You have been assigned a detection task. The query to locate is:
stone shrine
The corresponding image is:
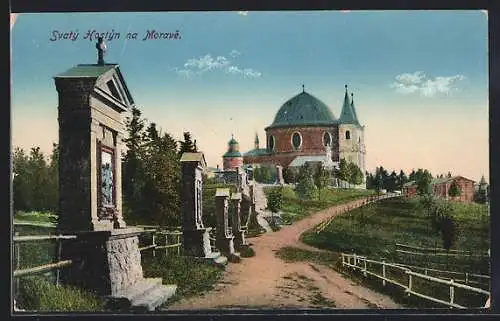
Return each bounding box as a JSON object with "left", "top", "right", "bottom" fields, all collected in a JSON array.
[
  {"left": 54, "top": 41, "right": 176, "bottom": 311},
  {"left": 230, "top": 192, "right": 246, "bottom": 251},
  {"left": 215, "top": 188, "right": 241, "bottom": 262},
  {"left": 180, "top": 152, "right": 227, "bottom": 266},
  {"left": 276, "top": 165, "right": 284, "bottom": 185}
]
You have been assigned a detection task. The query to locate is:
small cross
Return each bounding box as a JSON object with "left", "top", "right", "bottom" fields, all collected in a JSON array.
[{"left": 302, "top": 84, "right": 305, "bottom": 92}]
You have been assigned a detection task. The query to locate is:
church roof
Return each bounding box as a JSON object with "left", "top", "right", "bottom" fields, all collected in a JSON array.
[
  {"left": 55, "top": 64, "right": 117, "bottom": 78},
  {"left": 288, "top": 155, "right": 339, "bottom": 168},
  {"left": 223, "top": 151, "right": 243, "bottom": 158},
  {"left": 339, "top": 85, "right": 361, "bottom": 126},
  {"left": 267, "top": 88, "right": 337, "bottom": 129},
  {"left": 243, "top": 148, "right": 270, "bottom": 157}
]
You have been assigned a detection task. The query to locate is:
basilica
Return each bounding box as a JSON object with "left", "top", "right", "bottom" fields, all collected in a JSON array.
[{"left": 221, "top": 85, "right": 366, "bottom": 183}]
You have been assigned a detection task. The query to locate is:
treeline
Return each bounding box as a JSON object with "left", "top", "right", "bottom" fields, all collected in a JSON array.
[
  {"left": 12, "top": 144, "right": 59, "bottom": 213},
  {"left": 12, "top": 105, "right": 200, "bottom": 226}
]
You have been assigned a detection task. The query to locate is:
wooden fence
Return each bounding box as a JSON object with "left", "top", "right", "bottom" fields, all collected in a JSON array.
[
  {"left": 341, "top": 253, "right": 490, "bottom": 309},
  {"left": 395, "top": 243, "right": 490, "bottom": 258},
  {"left": 315, "top": 192, "right": 402, "bottom": 234},
  {"left": 137, "top": 226, "right": 183, "bottom": 257}
]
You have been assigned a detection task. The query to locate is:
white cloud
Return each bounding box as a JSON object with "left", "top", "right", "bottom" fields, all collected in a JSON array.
[
  {"left": 391, "top": 72, "right": 466, "bottom": 97},
  {"left": 237, "top": 11, "right": 248, "bottom": 16},
  {"left": 174, "top": 51, "right": 262, "bottom": 79},
  {"left": 229, "top": 49, "right": 241, "bottom": 57}
]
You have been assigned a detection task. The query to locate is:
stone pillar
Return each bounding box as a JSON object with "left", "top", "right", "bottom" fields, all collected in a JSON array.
[
  {"left": 276, "top": 165, "right": 284, "bottom": 185},
  {"left": 180, "top": 152, "right": 213, "bottom": 258},
  {"left": 215, "top": 189, "right": 239, "bottom": 261},
  {"left": 230, "top": 193, "right": 246, "bottom": 251},
  {"left": 55, "top": 63, "right": 175, "bottom": 311}
]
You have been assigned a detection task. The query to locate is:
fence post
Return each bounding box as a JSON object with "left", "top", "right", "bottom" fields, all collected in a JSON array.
[
  {"left": 382, "top": 260, "right": 386, "bottom": 286},
  {"left": 152, "top": 233, "right": 156, "bottom": 258},
  {"left": 424, "top": 268, "right": 428, "bottom": 276},
  {"left": 465, "top": 273, "right": 469, "bottom": 284},
  {"left": 14, "top": 232, "right": 20, "bottom": 296},
  {"left": 177, "top": 234, "right": 181, "bottom": 256},
  {"left": 363, "top": 258, "right": 367, "bottom": 277},
  {"left": 55, "top": 238, "right": 63, "bottom": 287},
  {"left": 354, "top": 254, "right": 358, "bottom": 266},
  {"left": 450, "top": 279, "right": 455, "bottom": 305},
  {"left": 407, "top": 273, "right": 412, "bottom": 296},
  {"left": 165, "top": 233, "right": 169, "bottom": 257}
]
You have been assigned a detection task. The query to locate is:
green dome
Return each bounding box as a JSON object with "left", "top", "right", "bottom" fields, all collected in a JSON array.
[
  {"left": 229, "top": 137, "right": 238, "bottom": 145},
  {"left": 223, "top": 151, "right": 242, "bottom": 158},
  {"left": 268, "top": 91, "right": 337, "bottom": 129}
]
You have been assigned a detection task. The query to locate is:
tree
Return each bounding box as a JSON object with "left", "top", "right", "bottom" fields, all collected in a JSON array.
[
  {"left": 448, "top": 180, "right": 461, "bottom": 198},
  {"left": 440, "top": 214, "right": 458, "bottom": 269},
  {"left": 12, "top": 147, "right": 30, "bottom": 211},
  {"left": 374, "top": 170, "right": 384, "bottom": 194},
  {"left": 474, "top": 176, "right": 489, "bottom": 204},
  {"left": 254, "top": 166, "right": 275, "bottom": 184},
  {"left": 178, "top": 131, "right": 197, "bottom": 155},
  {"left": 386, "top": 171, "right": 398, "bottom": 192},
  {"left": 347, "top": 162, "right": 364, "bottom": 186},
  {"left": 366, "top": 171, "right": 374, "bottom": 189},
  {"left": 283, "top": 167, "right": 298, "bottom": 184},
  {"left": 337, "top": 159, "right": 350, "bottom": 183},
  {"left": 447, "top": 171, "right": 452, "bottom": 178},
  {"left": 295, "top": 163, "right": 318, "bottom": 200},
  {"left": 267, "top": 187, "right": 283, "bottom": 214},
  {"left": 416, "top": 169, "right": 433, "bottom": 195},
  {"left": 314, "top": 165, "right": 331, "bottom": 200},
  {"left": 409, "top": 169, "right": 417, "bottom": 182},
  {"left": 397, "top": 170, "right": 408, "bottom": 190}
]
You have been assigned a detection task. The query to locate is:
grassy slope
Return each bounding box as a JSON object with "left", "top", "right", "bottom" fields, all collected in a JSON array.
[
  {"left": 300, "top": 197, "right": 490, "bottom": 308},
  {"left": 264, "top": 186, "right": 375, "bottom": 224}
]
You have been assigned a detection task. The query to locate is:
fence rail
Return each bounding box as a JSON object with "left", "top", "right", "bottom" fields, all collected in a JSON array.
[
  {"left": 315, "top": 193, "right": 401, "bottom": 234},
  {"left": 341, "top": 253, "right": 489, "bottom": 309},
  {"left": 395, "top": 243, "right": 490, "bottom": 258},
  {"left": 138, "top": 227, "right": 183, "bottom": 256}
]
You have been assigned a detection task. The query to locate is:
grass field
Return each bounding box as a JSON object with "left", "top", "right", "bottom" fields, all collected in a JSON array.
[
  {"left": 300, "top": 197, "right": 490, "bottom": 308},
  {"left": 264, "top": 186, "right": 375, "bottom": 225}
]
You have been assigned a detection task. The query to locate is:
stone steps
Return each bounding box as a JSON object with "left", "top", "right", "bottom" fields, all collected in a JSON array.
[
  {"left": 106, "top": 278, "right": 177, "bottom": 312},
  {"left": 131, "top": 284, "right": 177, "bottom": 312}
]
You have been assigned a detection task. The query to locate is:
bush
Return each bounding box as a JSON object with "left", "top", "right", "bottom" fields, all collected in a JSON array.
[{"left": 239, "top": 245, "right": 256, "bottom": 257}]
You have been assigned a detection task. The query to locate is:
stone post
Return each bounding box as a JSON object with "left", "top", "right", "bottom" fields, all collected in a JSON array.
[
  {"left": 54, "top": 62, "right": 175, "bottom": 311},
  {"left": 276, "top": 165, "right": 284, "bottom": 185},
  {"left": 215, "top": 189, "right": 240, "bottom": 262},
  {"left": 180, "top": 152, "right": 213, "bottom": 258},
  {"left": 230, "top": 193, "right": 246, "bottom": 251}
]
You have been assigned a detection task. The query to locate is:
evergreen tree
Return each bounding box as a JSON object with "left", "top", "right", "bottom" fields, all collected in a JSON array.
[
  {"left": 409, "top": 169, "right": 417, "bottom": 182},
  {"left": 178, "top": 131, "right": 197, "bottom": 155},
  {"left": 397, "top": 170, "right": 408, "bottom": 190},
  {"left": 448, "top": 180, "right": 461, "bottom": 198},
  {"left": 374, "top": 167, "right": 384, "bottom": 193},
  {"left": 122, "top": 106, "right": 147, "bottom": 221},
  {"left": 295, "top": 163, "right": 318, "bottom": 200},
  {"left": 314, "top": 165, "right": 331, "bottom": 200},
  {"left": 12, "top": 147, "right": 30, "bottom": 211},
  {"left": 386, "top": 171, "right": 398, "bottom": 192},
  {"left": 283, "top": 167, "right": 298, "bottom": 184},
  {"left": 347, "top": 162, "right": 363, "bottom": 185}
]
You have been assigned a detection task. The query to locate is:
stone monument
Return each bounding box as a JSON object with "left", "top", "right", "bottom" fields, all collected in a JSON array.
[
  {"left": 180, "top": 152, "right": 227, "bottom": 266},
  {"left": 215, "top": 188, "right": 241, "bottom": 262},
  {"left": 54, "top": 40, "right": 176, "bottom": 311},
  {"left": 275, "top": 165, "right": 284, "bottom": 185},
  {"left": 230, "top": 192, "right": 246, "bottom": 251}
]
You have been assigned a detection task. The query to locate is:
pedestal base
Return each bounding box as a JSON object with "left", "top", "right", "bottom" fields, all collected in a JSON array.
[
  {"left": 216, "top": 235, "right": 241, "bottom": 263},
  {"left": 60, "top": 227, "right": 177, "bottom": 311},
  {"left": 182, "top": 228, "right": 213, "bottom": 257},
  {"left": 233, "top": 230, "right": 247, "bottom": 252}
]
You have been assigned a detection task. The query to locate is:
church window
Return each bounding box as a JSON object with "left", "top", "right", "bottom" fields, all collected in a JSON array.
[
  {"left": 323, "top": 132, "right": 332, "bottom": 147},
  {"left": 345, "top": 130, "right": 351, "bottom": 140},
  {"left": 268, "top": 135, "right": 275, "bottom": 151},
  {"left": 291, "top": 132, "right": 302, "bottom": 150}
]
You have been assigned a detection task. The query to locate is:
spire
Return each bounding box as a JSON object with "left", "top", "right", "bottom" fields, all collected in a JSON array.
[
  {"left": 254, "top": 132, "right": 260, "bottom": 149},
  {"left": 339, "top": 85, "right": 360, "bottom": 126},
  {"left": 302, "top": 84, "right": 305, "bottom": 93},
  {"left": 96, "top": 37, "right": 107, "bottom": 65},
  {"left": 350, "top": 92, "right": 359, "bottom": 124}
]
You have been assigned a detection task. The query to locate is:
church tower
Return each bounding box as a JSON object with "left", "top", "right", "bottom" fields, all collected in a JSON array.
[
  {"left": 338, "top": 85, "right": 366, "bottom": 184},
  {"left": 222, "top": 134, "right": 244, "bottom": 170}
]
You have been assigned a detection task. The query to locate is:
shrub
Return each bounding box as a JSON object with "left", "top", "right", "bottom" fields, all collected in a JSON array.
[{"left": 239, "top": 245, "right": 256, "bottom": 258}]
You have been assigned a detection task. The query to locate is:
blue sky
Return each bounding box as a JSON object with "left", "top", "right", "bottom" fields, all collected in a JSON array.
[{"left": 11, "top": 11, "right": 489, "bottom": 181}]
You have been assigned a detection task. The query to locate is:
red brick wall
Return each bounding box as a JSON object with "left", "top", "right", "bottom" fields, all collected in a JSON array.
[
  {"left": 265, "top": 126, "right": 339, "bottom": 158},
  {"left": 223, "top": 157, "right": 243, "bottom": 170},
  {"left": 427, "top": 177, "right": 476, "bottom": 203},
  {"left": 404, "top": 186, "right": 418, "bottom": 198},
  {"left": 243, "top": 154, "right": 297, "bottom": 168}
]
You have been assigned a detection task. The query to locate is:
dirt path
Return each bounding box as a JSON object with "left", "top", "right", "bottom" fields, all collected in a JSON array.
[{"left": 166, "top": 192, "right": 401, "bottom": 310}]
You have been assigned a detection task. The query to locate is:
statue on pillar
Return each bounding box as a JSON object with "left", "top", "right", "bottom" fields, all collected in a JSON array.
[{"left": 96, "top": 37, "right": 107, "bottom": 65}]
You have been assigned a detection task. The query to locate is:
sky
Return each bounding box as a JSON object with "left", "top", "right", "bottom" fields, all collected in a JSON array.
[{"left": 10, "top": 11, "right": 489, "bottom": 182}]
